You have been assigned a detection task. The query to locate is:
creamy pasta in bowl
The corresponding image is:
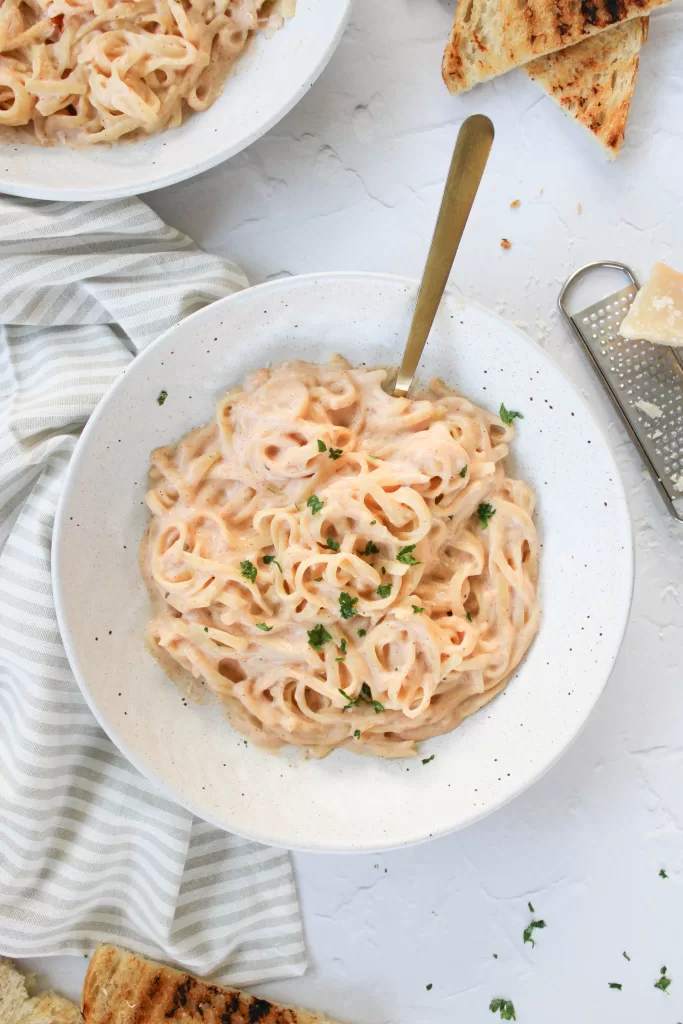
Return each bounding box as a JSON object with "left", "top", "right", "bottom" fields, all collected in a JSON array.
[
  {"left": 142, "top": 360, "right": 539, "bottom": 758},
  {"left": 0, "top": 0, "right": 349, "bottom": 198},
  {"left": 53, "top": 273, "right": 633, "bottom": 850},
  {"left": 1, "top": 0, "right": 284, "bottom": 146}
]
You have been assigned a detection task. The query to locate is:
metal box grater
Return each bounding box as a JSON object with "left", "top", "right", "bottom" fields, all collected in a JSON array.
[{"left": 559, "top": 261, "right": 683, "bottom": 523}]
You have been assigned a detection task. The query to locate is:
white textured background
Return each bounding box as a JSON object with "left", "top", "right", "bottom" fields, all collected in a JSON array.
[{"left": 24, "top": 1, "right": 683, "bottom": 1021}]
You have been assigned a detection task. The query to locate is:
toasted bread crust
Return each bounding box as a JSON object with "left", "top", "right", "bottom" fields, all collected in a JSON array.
[
  {"left": 442, "top": 0, "right": 665, "bottom": 93},
  {"left": 82, "top": 946, "right": 339, "bottom": 1024},
  {"left": 525, "top": 17, "right": 648, "bottom": 156},
  {"left": 0, "top": 957, "right": 81, "bottom": 1024},
  {"left": 17, "top": 993, "right": 82, "bottom": 1024}
]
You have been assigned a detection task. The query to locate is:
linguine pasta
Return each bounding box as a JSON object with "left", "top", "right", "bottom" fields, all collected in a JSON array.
[
  {"left": 0, "top": 0, "right": 281, "bottom": 146},
  {"left": 142, "top": 359, "right": 540, "bottom": 758}
]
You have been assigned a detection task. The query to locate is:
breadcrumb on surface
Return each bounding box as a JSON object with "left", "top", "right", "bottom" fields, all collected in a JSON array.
[
  {"left": 501, "top": 238, "right": 512, "bottom": 250},
  {"left": 510, "top": 199, "right": 521, "bottom": 208}
]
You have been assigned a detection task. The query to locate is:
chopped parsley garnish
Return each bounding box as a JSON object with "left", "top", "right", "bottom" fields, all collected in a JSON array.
[
  {"left": 204, "top": 626, "right": 209, "bottom": 632},
  {"left": 157, "top": 390, "right": 168, "bottom": 406},
  {"left": 377, "top": 583, "right": 392, "bottom": 599},
  {"left": 357, "top": 628, "right": 367, "bottom": 638},
  {"left": 500, "top": 403, "right": 523, "bottom": 426},
  {"left": 654, "top": 967, "right": 671, "bottom": 993},
  {"left": 459, "top": 465, "right": 467, "bottom": 478},
  {"left": 308, "top": 624, "right": 332, "bottom": 651},
  {"left": 426, "top": 984, "right": 433, "bottom": 991},
  {"left": 354, "top": 729, "right": 361, "bottom": 739},
  {"left": 306, "top": 494, "right": 324, "bottom": 515},
  {"left": 317, "top": 439, "right": 327, "bottom": 452},
  {"left": 608, "top": 983, "right": 622, "bottom": 991},
  {"left": 336, "top": 638, "right": 347, "bottom": 661},
  {"left": 523, "top": 918, "right": 546, "bottom": 947},
  {"left": 263, "top": 554, "right": 282, "bottom": 572},
  {"left": 361, "top": 540, "right": 379, "bottom": 556},
  {"left": 361, "top": 682, "right": 385, "bottom": 713},
  {"left": 240, "top": 560, "right": 257, "bottom": 582},
  {"left": 623, "top": 952, "right": 631, "bottom": 961},
  {"left": 528, "top": 902, "right": 534, "bottom": 913},
  {"left": 422, "top": 754, "right": 435, "bottom": 765},
  {"left": 256, "top": 623, "right": 272, "bottom": 631},
  {"left": 413, "top": 605, "right": 425, "bottom": 614},
  {"left": 326, "top": 536, "right": 340, "bottom": 552},
  {"left": 489, "top": 999, "right": 516, "bottom": 1021},
  {"left": 477, "top": 502, "right": 496, "bottom": 529},
  {"left": 466, "top": 611, "right": 473, "bottom": 622},
  {"left": 340, "top": 685, "right": 386, "bottom": 716},
  {"left": 339, "top": 688, "right": 360, "bottom": 711},
  {"left": 328, "top": 447, "right": 343, "bottom": 460},
  {"left": 370, "top": 519, "right": 377, "bottom": 525},
  {"left": 397, "top": 544, "right": 419, "bottom": 565},
  {"left": 339, "top": 592, "right": 358, "bottom": 619},
  {"left": 659, "top": 868, "right": 668, "bottom": 878},
  {"left": 315, "top": 576, "right": 323, "bottom": 582}
]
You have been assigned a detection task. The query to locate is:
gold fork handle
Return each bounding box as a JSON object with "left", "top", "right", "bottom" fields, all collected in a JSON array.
[{"left": 393, "top": 114, "right": 494, "bottom": 398}]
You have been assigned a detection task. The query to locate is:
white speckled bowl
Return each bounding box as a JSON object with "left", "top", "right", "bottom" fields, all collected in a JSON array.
[
  {"left": 52, "top": 273, "right": 634, "bottom": 852},
  {"left": 0, "top": 0, "right": 350, "bottom": 201}
]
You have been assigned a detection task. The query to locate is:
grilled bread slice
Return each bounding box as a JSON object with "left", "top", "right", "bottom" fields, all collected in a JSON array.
[
  {"left": 442, "top": 0, "right": 667, "bottom": 94},
  {"left": 16, "top": 994, "right": 81, "bottom": 1024},
  {"left": 0, "top": 958, "right": 30, "bottom": 1024},
  {"left": 0, "top": 958, "right": 80, "bottom": 1024},
  {"left": 525, "top": 17, "right": 648, "bottom": 158},
  {"left": 82, "top": 945, "right": 342, "bottom": 1024}
]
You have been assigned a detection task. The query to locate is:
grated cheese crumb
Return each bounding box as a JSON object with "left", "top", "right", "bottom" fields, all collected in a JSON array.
[{"left": 634, "top": 399, "right": 663, "bottom": 420}]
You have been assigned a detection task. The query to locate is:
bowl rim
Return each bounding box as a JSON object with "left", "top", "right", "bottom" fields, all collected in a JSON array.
[
  {"left": 52, "top": 270, "right": 636, "bottom": 851},
  {"left": 0, "top": 3, "right": 351, "bottom": 202}
]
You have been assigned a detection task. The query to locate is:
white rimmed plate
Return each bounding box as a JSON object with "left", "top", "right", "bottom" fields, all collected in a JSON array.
[
  {"left": 0, "top": 0, "right": 350, "bottom": 201},
  {"left": 52, "top": 273, "right": 634, "bottom": 852}
]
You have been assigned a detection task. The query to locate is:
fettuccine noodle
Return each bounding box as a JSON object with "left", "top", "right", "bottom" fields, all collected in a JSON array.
[
  {"left": 0, "top": 0, "right": 282, "bottom": 146},
  {"left": 142, "top": 359, "right": 540, "bottom": 758}
]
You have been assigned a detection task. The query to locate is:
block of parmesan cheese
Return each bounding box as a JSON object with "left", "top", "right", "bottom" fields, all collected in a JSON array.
[{"left": 620, "top": 262, "right": 683, "bottom": 346}]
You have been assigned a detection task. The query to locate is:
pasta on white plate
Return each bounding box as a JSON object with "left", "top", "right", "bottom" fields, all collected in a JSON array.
[
  {"left": 0, "top": 0, "right": 288, "bottom": 147},
  {"left": 142, "top": 359, "right": 540, "bottom": 758}
]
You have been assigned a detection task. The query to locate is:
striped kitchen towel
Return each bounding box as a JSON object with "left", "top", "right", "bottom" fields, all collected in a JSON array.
[{"left": 0, "top": 196, "right": 306, "bottom": 983}]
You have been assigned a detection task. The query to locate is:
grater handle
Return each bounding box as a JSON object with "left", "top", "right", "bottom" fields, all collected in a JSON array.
[
  {"left": 558, "top": 261, "right": 638, "bottom": 320},
  {"left": 561, "top": 263, "right": 683, "bottom": 378},
  {"left": 559, "top": 261, "right": 683, "bottom": 525}
]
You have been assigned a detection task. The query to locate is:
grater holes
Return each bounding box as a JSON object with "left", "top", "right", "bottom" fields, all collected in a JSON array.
[{"left": 571, "top": 283, "right": 683, "bottom": 506}]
